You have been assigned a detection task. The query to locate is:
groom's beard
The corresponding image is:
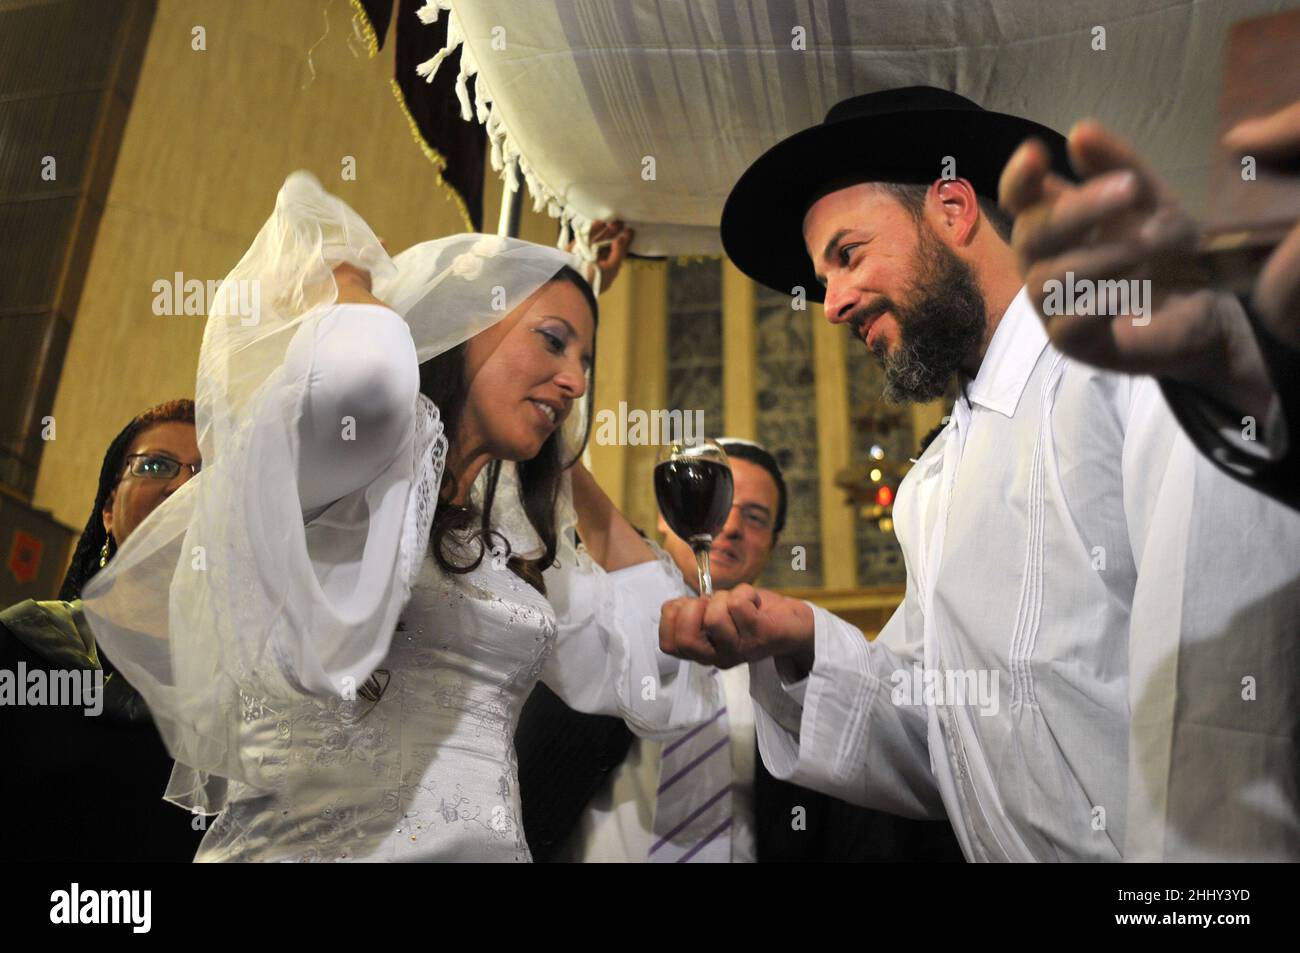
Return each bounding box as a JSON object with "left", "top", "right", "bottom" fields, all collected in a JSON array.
[{"left": 860, "top": 223, "right": 987, "bottom": 404}]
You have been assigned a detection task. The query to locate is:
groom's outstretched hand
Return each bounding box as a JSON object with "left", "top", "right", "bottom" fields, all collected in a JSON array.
[
  {"left": 659, "top": 585, "right": 815, "bottom": 674},
  {"left": 1224, "top": 99, "right": 1300, "bottom": 348},
  {"left": 998, "top": 121, "right": 1274, "bottom": 421}
]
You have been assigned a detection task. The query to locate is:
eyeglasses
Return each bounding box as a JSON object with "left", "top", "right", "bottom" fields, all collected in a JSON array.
[{"left": 123, "top": 453, "right": 201, "bottom": 481}]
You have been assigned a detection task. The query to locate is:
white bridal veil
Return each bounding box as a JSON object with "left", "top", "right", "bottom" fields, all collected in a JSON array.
[{"left": 82, "top": 172, "right": 597, "bottom": 812}]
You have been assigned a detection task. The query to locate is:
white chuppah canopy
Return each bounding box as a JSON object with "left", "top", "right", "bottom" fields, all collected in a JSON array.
[{"left": 412, "top": 0, "right": 1297, "bottom": 257}]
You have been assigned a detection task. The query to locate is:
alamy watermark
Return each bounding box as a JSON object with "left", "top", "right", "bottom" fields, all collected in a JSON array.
[
  {"left": 1041, "top": 272, "right": 1152, "bottom": 326},
  {"left": 890, "top": 666, "right": 1000, "bottom": 716},
  {"left": 0, "top": 665, "right": 103, "bottom": 716},
  {"left": 50, "top": 883, "right": 150, "bottom": 933},
  {"left": 593, "top": 401, "right": 704, "bottom": 446},
  {"left": 152, "top": 272, "right": 261, "bottom": 325}
]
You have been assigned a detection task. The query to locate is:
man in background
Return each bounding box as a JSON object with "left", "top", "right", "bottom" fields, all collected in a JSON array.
[{"left": 515, "top": 438, "right": 963, "bottom": 862}]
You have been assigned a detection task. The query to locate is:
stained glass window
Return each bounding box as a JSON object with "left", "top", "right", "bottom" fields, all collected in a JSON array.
[
  {"left": 846, "top": 353, "right": 909, "bottom": 586},
  {"left": 754, "top": 286, "right": 821, "bottom": 588}
]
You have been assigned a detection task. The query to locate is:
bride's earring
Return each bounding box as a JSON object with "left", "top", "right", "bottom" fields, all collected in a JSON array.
[{"left": 99, "top": 536, "right": 113, "bottom": 568}]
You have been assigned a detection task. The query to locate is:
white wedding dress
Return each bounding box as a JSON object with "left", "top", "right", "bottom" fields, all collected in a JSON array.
[
  {"left": 87, "top": 299, "right": 718, "bottom": 862},
  {"left": 191, "top": 301, "right": 717, "bottom": 862},
  {"left": 72, "top": 182, "right": 717, "bottom": 862},
  {"left": 198, "top": 533, "right": 694, "bottom": 863}
]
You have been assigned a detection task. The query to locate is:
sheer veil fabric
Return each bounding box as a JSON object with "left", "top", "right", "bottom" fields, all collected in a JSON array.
[{"left": 82, "top": 172, "right": 596, "bottom": 814}]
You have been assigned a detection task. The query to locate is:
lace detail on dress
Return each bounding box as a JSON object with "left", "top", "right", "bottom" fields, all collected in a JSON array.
[
  {"left": 402, "top": 393, "right": 446, "bottom": 592},
  {"left": 191, "top": 546, "right": 555, "bottom": 862},
  {"left": 640, "top": 536, "right": 682, "bottom": 583}
]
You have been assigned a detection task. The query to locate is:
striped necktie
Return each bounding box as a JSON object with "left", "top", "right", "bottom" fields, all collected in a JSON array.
[{"left": 649, "top": 669, "right": 733, "bottom": 863}]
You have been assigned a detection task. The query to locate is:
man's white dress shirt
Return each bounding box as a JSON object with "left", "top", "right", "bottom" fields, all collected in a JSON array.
[{"left": 751, "top": 288, "right": 1299, "bottom": 862}]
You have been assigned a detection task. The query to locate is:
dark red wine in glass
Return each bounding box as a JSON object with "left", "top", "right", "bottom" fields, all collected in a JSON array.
[{"left": 654, "top": 440, "right": 733, "bottom": 594}]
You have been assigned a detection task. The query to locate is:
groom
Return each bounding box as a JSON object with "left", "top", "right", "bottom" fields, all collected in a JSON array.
[{"left": 659, "top": 86, "right": 1300, "bottom": 861}]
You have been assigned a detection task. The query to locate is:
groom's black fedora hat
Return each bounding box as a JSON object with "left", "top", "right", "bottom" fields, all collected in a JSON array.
[{"left": 720, "top": 86, "right": 1075, "bottom": 301}]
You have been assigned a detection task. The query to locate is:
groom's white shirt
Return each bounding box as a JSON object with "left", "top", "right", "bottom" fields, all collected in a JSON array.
[{"left": 751, "top": 287, "right": 1300, "bottom": 862}]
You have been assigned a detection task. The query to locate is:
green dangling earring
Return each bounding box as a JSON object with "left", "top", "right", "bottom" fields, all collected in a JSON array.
[{"left": 99, "top": 536, "right": 113, "bottom": 568}]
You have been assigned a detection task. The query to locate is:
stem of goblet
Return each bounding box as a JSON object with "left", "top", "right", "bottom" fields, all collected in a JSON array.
[{"left": 692, "top": 539, "right": 714, "bottom": 595}]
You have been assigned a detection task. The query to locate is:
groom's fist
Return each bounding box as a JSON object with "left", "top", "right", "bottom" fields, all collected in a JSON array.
[{"left": 659, "top": 584, "right": 815, "bottom": 671}]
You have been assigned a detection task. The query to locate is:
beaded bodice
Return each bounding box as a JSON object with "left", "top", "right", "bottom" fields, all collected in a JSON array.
[{"left": 194, "top": 549, "right": 556, "bottom": 862}]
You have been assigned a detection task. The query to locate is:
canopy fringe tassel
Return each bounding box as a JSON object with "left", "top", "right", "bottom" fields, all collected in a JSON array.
[{"left": 416, "top": 1, "right": 597, "bottom": 261}]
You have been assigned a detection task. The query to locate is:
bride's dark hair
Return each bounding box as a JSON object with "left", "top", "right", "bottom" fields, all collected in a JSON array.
[{"left": 419, "top": 265, "right": 597, "bottom": 595}]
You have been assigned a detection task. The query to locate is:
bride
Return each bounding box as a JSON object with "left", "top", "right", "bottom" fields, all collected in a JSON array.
[{"left": 82, "top": 173, "right": 719, "bottom": 862}]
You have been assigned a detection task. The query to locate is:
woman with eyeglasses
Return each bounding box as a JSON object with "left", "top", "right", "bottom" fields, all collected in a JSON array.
[{"left": 0, "top": 398, "right": 207, "bottom": 861}]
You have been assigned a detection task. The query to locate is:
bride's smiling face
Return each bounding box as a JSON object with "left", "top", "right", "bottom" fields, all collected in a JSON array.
[{"left": 461, "top": 278, "right": 595, "bottom": 462}]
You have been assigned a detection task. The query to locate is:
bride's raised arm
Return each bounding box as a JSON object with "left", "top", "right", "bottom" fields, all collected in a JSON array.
[
  {"left": 290, "top": 263, "right": 418, "bottom": 513},
  {"left": 565, "top": 461, "right": 655, "bottom": 570}
]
